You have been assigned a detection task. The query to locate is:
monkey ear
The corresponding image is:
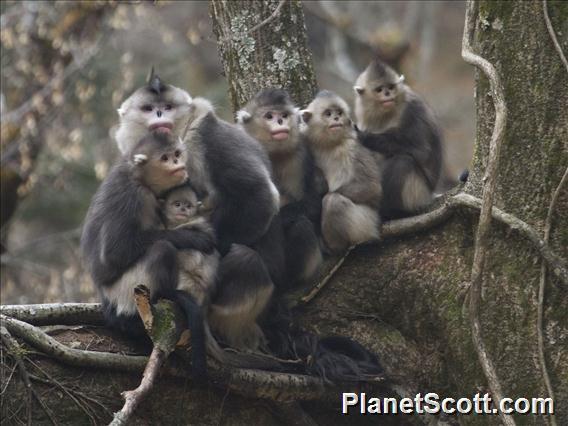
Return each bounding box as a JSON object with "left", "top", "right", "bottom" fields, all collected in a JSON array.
[
  {"left": 133, "top": 154, "right": 148, "bottom": 165},
  {"left": 398, "top": 74, "right": 405, "bottom": 84},
  {"left": 301, "top": 110, "right": 312, "bottom": 123},
  {"left": 235, "top": 110, "right": 252, "bottom": 124},
  {"left": 354, "top": 86, "right": 365, "bottom": 95}
]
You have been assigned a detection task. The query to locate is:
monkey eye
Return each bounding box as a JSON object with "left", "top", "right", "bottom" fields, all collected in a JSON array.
[
  {"left": 337, "top": 110, "right": 343, "bottom": 116},
  {"left": 375, "top": 87, "right": 383, "bottom": 93},
  {"left": 174, "top": 201, "right": 181, "bottom": 207},
  {"left": 324, "top": 110, "right": 331, "bottom": 117},
  {"left": 160, "top": 154, "right": 168, "bottom": 162},
  {"left": 282, "top": 112, "right": 288, "bottom": 119},
  {"left": 387, "top": 84, "right": 395, "bottom": 91},
  {"left": 174, "top": 150, "right": 181, "bottom": 158},
  {"left": 264, "top": 112, "right": 273, "bottom": 120},
  {"left": 141, "top": 104, "right": 153, "bottom": 112},
  {"left": 164, "top": 104, "right": 173, "bottom": 111}
]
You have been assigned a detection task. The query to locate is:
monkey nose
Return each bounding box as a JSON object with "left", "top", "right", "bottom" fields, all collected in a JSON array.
[
  {"left": 277, "top": 118, "right": 283, "bottom": 125},
  {"left": 157, "top": 110, "right": 162, "bottom": 117},
  {"left": 173, "top": 159, "right": 178, "bottom": 164}
]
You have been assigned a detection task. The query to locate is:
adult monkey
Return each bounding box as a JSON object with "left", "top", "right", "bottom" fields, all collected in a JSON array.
[{"left": 114, "top": 72, "right": 283, "bottom": 351}]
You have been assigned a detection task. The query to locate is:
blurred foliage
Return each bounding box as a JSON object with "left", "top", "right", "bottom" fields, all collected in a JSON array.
[{"left": 0, "top": 1, "right": 473, "bottom": 306}]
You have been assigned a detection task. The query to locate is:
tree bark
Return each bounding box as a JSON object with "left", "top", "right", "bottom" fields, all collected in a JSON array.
[
  {"left": 1, "top": 1, "right": 567, "bottom": 425},
  {"left": 210, "top": 0, "right": 318, "bottom": 110}
]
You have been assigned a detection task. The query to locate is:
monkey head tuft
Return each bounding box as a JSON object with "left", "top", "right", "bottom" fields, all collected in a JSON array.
[{"left": 302, "top": 91, "right": 354, "bottom": 147}]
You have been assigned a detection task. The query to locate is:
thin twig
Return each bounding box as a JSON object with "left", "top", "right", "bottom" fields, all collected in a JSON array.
[
  {"left": 1, "top": 326, "right": 33, "bottom": 426},
  {"left": 1, "top": 36, "right": 103, "bottom": 126},
  {"left": 110, "top": 347, "right": 167, "bottom": 426},
  {"left": 27, "top": 358, "right": 98, "bottom": 426},
  {"left": 461, "top": 2, "right": 514, "bottom": 425},
  {"left": 537, "top": 167, "right": 566, "bottom": 426},
  {"left": 247, "top": 0, "right": 286, "bottom": 35},
  {"left": 543, "top": 0, "right": 568, "bottom": 73},
  {"left": 300, "top": 246, "right": 354, "bottom": 304}
]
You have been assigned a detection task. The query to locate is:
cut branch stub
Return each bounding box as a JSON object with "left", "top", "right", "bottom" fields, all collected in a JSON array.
[{"left": 132, "top": 285, "right": 187, "bottom": 354}]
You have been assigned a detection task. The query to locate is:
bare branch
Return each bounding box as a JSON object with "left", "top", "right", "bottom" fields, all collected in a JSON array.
[
  {"left": 110, "top": 348, "right": 167, "bottom": 426},
  {"left": 461, "top": 1, "right": 513, "bottom": 424},
  {"left": 247, "top": 0, "right": 286, "bottom": 35},
  {"left": 1, "top": 315, "right": 149, "bottom": 372},
  {"left": 299, "top": 246, "right": 354, "bottom": 305},
  {"left": 1, "top": 36, "right": 103, "bottom": 126},
  {"left": 0, "top": 303, "right": 104, "bottom": 326}
]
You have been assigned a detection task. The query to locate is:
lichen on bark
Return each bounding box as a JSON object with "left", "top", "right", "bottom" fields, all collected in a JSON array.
[{"left": 210, "top": 0, "right": 317, "bottom": 110}]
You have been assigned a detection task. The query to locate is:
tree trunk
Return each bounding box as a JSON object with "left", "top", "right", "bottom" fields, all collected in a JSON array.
[
  {"left": 2, "top": 1, "right": 567, "bottom": 425},
  {"left": 210, "top": 0, "right": 318, "bottom": 110}
]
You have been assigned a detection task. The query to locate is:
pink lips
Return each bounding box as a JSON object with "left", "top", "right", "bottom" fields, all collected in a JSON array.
[
  {"left": 381, "top": 100, "right": 395, "bottom": 107},
  {"left": 329, "top": 123, "right": 343, "bottom": 130},
  {"left": 149, "top": 122, "right": 173, "bottom": 133},
  {"left": 271, "top": 130, "right": 289, "bottom": 141},
  {"left": 171, "top": 166, "right": 187, "bottom": 177}
]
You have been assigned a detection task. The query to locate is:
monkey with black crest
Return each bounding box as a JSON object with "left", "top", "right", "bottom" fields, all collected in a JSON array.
[
  {"left": 354, "top": 58, "right": 442, "bottom": 219},
  {"left": 237, "top": 88, "right": 323, "bottom": 287},
  {"left": 81, "top": 132, "right": 214, "bottom": 379},
  {"left": 302, "top": 90, "right": 383, "bottom": 253},
  {"left": 114, "top": 72, "right": 282, "bottom": 351}
]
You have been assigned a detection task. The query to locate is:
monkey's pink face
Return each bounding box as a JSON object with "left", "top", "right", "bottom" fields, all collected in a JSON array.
[
  {"left": 261, "top": 110, "right": 293, "bottom": 141},
  {"left": 371, "top": 82, "right": 398, "bottom": 109},
  {"left": 143, "top": 146, "right": 189, "bottom": 193},
  {"left": 118, "top": 87, "right": 192, "bottom": 137}
]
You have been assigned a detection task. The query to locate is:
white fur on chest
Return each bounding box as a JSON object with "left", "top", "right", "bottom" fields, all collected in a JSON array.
[{"left": 313, "top": 140, "right": 355, "bottom": 191}]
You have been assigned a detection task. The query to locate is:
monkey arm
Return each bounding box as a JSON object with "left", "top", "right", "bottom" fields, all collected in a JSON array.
[
  {"left": 335, "top": 181, "right": 382, "bottom": 209},
  {"left": 357, "top": 130, "right": 409, "bottom": 156}
]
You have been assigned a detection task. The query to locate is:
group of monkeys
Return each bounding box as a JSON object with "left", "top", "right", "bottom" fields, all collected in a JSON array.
[{"left": 81, "top": 59, "right": 442, "bottom": 382}]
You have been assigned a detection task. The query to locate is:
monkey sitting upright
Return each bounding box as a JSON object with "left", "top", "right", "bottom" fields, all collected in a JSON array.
[
  {"left": 237, "top": 88, "right": 323, "bottom": 287},
  {"left": 354, "top": 58, "right": 442, "bottom": 219},
  {"left": 81, "top": 132, "right": 214, "bottom": 379},
  {"left": 302, "top": 90, "right": 383, "bottom": 253},
  {"left": 114, "top": 72, "right": 281, "bottom": 353}
]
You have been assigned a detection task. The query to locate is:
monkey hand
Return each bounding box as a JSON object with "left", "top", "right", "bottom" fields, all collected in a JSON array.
[{"left": 165, "top": 228, "right": 216, "bottom": 253}]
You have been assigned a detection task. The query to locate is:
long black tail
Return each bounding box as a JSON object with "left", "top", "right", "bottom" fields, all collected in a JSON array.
[
  {"left": 264, "top": 304, "right": 384, "bottom": 383},
  {"left": 175, "top": 290, "right": 207, "bottom": 381}
]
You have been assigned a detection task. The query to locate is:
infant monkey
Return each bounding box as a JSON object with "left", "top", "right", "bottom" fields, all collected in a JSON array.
[{"left": 162, "top": 185, "right": 219, "bottom": 307}]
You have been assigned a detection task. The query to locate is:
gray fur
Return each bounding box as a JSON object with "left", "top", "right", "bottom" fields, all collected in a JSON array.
[
  {"left": 114, "top": 81, "right": 281, "bottom": 352},
  {"left": 354, "top": 59, "right": 443, "bottom": 218},
  {"left": 239, "top": 88, "right": 323, "bottom": 285},
  {"left": 302, "top": 91, "right": 382, "bottom": 252}
]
